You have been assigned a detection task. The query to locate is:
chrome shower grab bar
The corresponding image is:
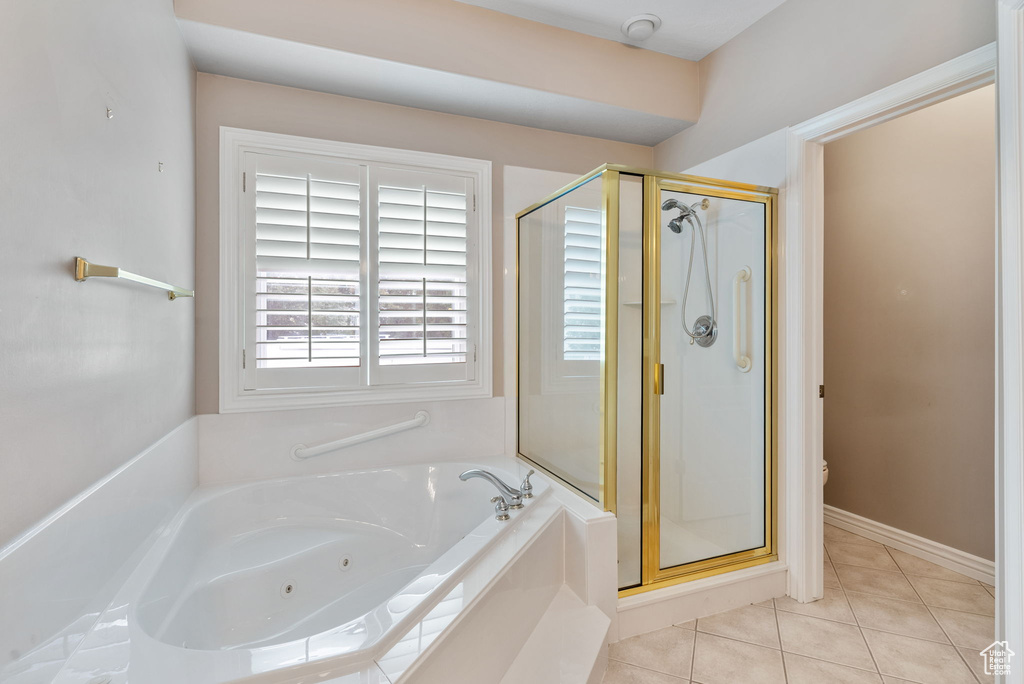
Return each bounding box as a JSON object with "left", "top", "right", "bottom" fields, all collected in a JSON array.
[
  {"left": 290, "top": 411, "right": 430, "bottom": 460},
  {"left": 75, "top": 257, "right": 194, "bottom": 300},
  {"left": 733, "top": 266, "right": 752, "bottom": 373}
]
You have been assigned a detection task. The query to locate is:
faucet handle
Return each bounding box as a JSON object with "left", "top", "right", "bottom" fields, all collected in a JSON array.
[
  {"left": 491, "top": 496, "right": 511, "bottom": 521},
  {"left": 521, "top": 469, "right": 535, "bottom": 499}
]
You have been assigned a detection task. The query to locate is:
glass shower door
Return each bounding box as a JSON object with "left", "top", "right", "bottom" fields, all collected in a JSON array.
[
  {"left": 516, "top": 164, "right": 775, "bottom": 593},
  {"left": 517, "top": 175, "right": 605, "bottom": 501},
  {"left": 648, "top": 180, "right": 774, "bottom": 580}
]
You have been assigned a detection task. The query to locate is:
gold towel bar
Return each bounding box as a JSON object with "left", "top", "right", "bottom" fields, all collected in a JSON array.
[{"left": 74, "top": 257, "right": 194, "bottom": 300}]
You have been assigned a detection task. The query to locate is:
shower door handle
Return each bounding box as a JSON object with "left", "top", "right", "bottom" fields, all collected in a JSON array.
[
  {"left": 733, "top": 267, "right": 752, "bottom": 373},
  {"left": 654, "top": 363, "right": 665, "bottom": 395}
]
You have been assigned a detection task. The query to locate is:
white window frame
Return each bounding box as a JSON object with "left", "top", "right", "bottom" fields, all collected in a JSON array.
[{"left": 219, "top": 127, "right": 492, "bottom": 412}]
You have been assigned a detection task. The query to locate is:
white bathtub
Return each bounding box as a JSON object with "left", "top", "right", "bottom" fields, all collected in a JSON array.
[{"left": 73, "top": 460, "right": 548, "bottom": 683}]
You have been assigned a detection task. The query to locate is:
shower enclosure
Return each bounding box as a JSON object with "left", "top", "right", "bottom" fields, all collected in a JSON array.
[{"left": 516, "top": 165, "right": 776, "bottom": 594}]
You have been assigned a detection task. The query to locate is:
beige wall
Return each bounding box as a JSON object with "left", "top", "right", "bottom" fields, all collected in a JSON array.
[
  {"left": 654, "top": 0, "right": 996, "bottom": 170},
  {"left": 195, "top": 74, "right": 653, "bottom": 413},
  {"left": 0, "top": 0, "right": 195, "bottom": 545},
  {"left": 823, "top": 86, "right": 996, "bottom": 560},
  {"left": 176, "top": 0, "right": 699, "bottom": 124}
]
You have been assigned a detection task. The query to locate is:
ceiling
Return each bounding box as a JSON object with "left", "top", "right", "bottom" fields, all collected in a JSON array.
[
  {"left": 454, "top": 0, "right": 788, "bottom": 61},
  {"left": 179, "top": 20, "right": 694, "bottom": 146}
]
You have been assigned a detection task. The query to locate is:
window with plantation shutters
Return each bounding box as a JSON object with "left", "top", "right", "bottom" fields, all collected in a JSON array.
[
  {"left": 249, "top": 156, "right": 363, "bottom": 388},
  {"left": 225, "top": 131, "right": 491, "bottom": 411},
  {"left": 563, "top": 206, "right": 603, "bottom": 362},
  {"left": 375, "top": 167, "right": 471, "bottom": 384}
]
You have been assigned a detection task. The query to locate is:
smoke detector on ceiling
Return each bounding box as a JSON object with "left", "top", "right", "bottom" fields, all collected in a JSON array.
[{"left": 621, "top": 14, "right": 662, "bottom": 42}]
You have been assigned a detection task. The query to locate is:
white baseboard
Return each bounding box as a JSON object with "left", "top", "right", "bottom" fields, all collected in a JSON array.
[{"left": 823, "top": 505, "right": 995, "bottom": 585}]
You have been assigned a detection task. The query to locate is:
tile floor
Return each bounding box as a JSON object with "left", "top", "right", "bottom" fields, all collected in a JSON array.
[{"left": 604, "top": 524, "right": 996, "bottom": 684}]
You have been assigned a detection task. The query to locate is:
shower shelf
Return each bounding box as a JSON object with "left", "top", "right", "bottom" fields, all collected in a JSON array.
[{"left": 623, "top": 300, "right": 676, "bottom": 307}]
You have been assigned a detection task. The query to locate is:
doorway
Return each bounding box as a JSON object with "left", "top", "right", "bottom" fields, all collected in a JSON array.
[
  {"left": 815, "top": 85, "right": 996, "bottom": 678},
  {"left": 822, "top": 85, "right": 996, "bottom": 565}
]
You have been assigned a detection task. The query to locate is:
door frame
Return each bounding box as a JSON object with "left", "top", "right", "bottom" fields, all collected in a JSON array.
[
  {"left": 996, "top": 2, "right": 1024, "bottom": 679},
  {"left": 784, "top": 43, "right": 997, "bottom": 604}
]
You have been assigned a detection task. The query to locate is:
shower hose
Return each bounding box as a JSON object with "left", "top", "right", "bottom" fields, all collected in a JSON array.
[{"left": 680, "top": 208, "right": 716, "bottom": 343}]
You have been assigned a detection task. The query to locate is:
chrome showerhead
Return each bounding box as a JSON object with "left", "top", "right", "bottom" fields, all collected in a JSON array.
[
  {"left": 663, "top": 197, "right": 710, "bottom": 233},
  {"left": 663, "top": 197, "right": 711, "bottom": 213},
  {"left": 662, "top": 197, "right": 691, "bottom": 214},
  {"left": 664, "top": 198, "right": 693, "bottom": 233}
]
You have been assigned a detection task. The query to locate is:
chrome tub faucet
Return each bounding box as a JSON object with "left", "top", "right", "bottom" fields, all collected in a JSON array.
[{"left": 459, "top": 469, "right": 527, "bottom": 519}]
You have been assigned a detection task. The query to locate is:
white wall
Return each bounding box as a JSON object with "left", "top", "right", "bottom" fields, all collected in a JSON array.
[
  {"left": 0, "top": 0, "right": 197, "bottom": 547},
  {"left": 683, "top": 130, "right": 789, "bottom": 190},
  {"left": 654, "top": 0, "right": 996, "bottom": 170}
]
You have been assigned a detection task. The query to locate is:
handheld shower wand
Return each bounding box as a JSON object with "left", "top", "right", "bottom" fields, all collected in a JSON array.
[{"left": 663, "top": 197, "right": 717, "bottom": 347}]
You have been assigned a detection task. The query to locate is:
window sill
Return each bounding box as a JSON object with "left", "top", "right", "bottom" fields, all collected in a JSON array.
[{"left": 219, "top": 379, "right": 492, "bottom": 414}]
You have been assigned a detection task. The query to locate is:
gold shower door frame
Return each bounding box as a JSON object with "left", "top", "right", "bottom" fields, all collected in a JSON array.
[
  {"left": 627, "top": 174, "right": 778, "bottom": 596},
  {"left": 514, "top": 165, "right": 777, "bottom": 596}
]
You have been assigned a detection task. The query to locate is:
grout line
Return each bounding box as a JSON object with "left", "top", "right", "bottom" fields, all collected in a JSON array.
[
  {"left": 901, "top": 575, "right": 997, "bottom": 619},
  {"left": 833, "top": 550, "right": 883, "bottom": 677},
  {"left": 844, "top": 590, "right": 996, "bottom": 620},
  {"left": 901, "top": 568, "right": 987, "bottom": 588},
  {"left": 825, "top": 540, "right": 905, "bottom": 573},
  {"left": 689, "top": 623, "right": 697, "bottom": 682},
  {"left": 888, "top": 544, "right": 989, "bottom": 588},
  {"left": 606, "top": 655, "right": 688, "bottom": 681},
  {"left": 843, "top": 587, "right": 957, "bottom": 606},
  {"left": 831, "top": 560, "right": 908, "bottom": 577},
  {"left": 884, "top": 545, "right": 985, "bottom": 587},
  {"left": 819, "top": 608, "right": 953, "bottom": 646},
  {"left": 694, "top": 624, "right": 781, "bottom": 650},
  {"left": 772, "top": 598, "right": 789, "bottom": 682},
  {"left": 835, "top": 583, "right": 996, "bottom": 619},
  {"left": 824, "top": 557, "right": 903, "bottom": 573},
  {"left": 823, "top": 528, "right": 885, "bottom": 548},
  {"left": 691, "top": 622, "right": 781, "bottom": 652},
  {"left": 779, "top": 648, "right": 884, "bottom": 676},
  {"left": 883, "top": 536, "right": 985, "bottom": 684},
  {"left": 775, "top": 604, "right": 859, "bottom": 627},
  {"left": 602, "top": 659, "right": 684, "bottom": 679}
]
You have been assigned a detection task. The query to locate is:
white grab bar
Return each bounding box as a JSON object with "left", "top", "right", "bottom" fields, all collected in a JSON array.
[
  {"left": 290, "top": 410, "right": 431, "bottom": 460},
  {"left": 733, "top": 267, "right": 752, "bottom": 373}
]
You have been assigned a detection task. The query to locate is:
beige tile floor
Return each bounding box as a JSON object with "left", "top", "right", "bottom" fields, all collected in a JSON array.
[{"left": 605, "top": 524, "right": 996, "bottom": 684}]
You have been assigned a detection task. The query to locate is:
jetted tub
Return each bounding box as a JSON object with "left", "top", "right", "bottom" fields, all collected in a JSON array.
[{"left": 113, "top": 460, "right": 546, "bottom": 683}]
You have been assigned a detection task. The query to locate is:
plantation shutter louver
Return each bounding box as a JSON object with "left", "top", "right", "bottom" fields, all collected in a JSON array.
[
  {"left": 563, "top": 205, "right": 603, "bottom": 361},
  {"left": 375, "top": 166, "right": 472, "bottom": 383},
  {"left": 248, "top": 154, "right": 364, "bottom": 388}
]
